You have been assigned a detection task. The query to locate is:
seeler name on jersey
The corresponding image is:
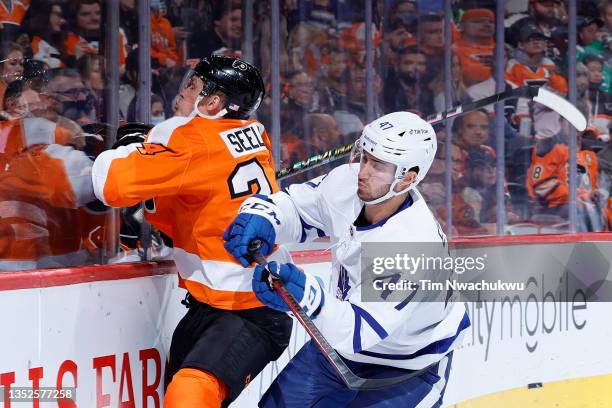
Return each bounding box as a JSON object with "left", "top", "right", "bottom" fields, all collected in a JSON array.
[{"left": 219, "top": 123, "right": 266, "bottom": 158}]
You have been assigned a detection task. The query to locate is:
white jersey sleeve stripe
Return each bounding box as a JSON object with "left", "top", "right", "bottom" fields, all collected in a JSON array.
[
  {"left": 357, "top": 312, "right": 470, "bottom": 360},
  {"left": 351, "top": 303, "right": 389, "bottom": 353},
  {"left": 91, "top": 143, "right": 140, "bottom": 205}
]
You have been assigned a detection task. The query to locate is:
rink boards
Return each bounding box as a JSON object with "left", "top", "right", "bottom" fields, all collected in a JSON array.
[{"left": 0, "top": 234, "right": 611, "bottom": 407}]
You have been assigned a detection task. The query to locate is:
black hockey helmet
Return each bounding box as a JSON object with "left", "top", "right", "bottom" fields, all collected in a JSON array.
[{"left": 191, "top": 55, "right": 265, "bottom": 119}]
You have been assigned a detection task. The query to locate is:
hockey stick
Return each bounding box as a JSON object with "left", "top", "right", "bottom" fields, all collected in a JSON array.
[
  {"left": 275, "top": 85, "right": 587, "bottom": 180},
  {"left": 248, "top": 240, "right": 434, "bottom": 390}
]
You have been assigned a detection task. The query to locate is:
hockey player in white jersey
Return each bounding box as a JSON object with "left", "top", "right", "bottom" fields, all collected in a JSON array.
[{"left": 224, "top": 111, "right": 470, "bottom": 407}]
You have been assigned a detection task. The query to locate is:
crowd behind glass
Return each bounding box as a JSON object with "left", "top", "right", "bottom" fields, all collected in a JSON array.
[{"left": 0, "top": 0, "right": 610, "bottom": 270}]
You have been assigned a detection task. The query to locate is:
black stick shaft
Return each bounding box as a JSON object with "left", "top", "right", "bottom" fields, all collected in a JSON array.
[{"left": 275, "top": 86, "right": 538, "bottom": 180}]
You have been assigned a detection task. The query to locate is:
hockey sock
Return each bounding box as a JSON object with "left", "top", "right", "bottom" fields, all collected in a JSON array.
[{"left": 164, "top": 368, "right": 228, "bottom": 408}]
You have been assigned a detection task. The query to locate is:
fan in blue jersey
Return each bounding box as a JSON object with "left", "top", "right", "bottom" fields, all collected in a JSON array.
[{"left": 224, "top": 111, "right": 470, "bottom": 408}]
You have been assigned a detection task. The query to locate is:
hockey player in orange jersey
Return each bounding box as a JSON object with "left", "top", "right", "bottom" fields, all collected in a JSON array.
[{"left": 91, "top": 56, "right": 292, "bottom": 407}]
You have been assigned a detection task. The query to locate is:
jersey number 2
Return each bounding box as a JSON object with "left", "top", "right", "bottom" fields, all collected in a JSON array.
[{"left": 228, "top": 158, "right": 273, "bottom": 199}]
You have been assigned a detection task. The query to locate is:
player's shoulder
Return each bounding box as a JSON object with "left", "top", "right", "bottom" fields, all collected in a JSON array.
[
  {"left": 287, "top": 164, "right": 358, "bottom": 209},
  {"left": 147, "top": 116, "right": 194, "bottom": 145},
  {"left": 313, "top": 164, "right": 358, "bottom": 193},
  {"left": 390, "top": 189, "right": 445, "bottom": 242},
  {"left": 326, "top": 163, "right": 358, "bottom": 182}
]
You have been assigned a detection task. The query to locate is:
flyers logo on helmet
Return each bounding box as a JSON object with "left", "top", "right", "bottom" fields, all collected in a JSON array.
[{"left": 232, "top": 60, "right": 248, "bottom": 71}]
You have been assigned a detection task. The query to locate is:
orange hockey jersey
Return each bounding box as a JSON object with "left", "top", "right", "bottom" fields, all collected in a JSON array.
[
  {"left": 527, "top": 143, "right": 569, "bottom": 209},
  {"left": 505, "top": 57, "right": 568, "bottom": 94},
  {"left": 452, "top": 36, "right": 494, "bottom": 87},
  {"left": 151, "top": 14, "right": 178, "bottom": 66},
  {"left": 0, "top": 143, "right": 95, "bottom": 267},
  {"left": 527, "top": 144, "right": 599, "bottom": 208},
  {"left": 0, "top": 0, "right": 29, "bottom": 25},
  {"left": 0, "top": 117, "right": 74, "bottom": 171},
  {"left": 92, "top": 116, "right": 290, "bottom": 310}
]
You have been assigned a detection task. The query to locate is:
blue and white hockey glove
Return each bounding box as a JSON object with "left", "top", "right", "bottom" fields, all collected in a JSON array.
[
  {"left": 253, "top": 261, "right": 324, "bottom": 318},
  {"left": 223, "top": 194, "right": 279, "bottom": 267}
]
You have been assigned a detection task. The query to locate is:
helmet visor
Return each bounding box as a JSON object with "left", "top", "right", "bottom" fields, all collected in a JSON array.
[{"left": 350, "top": 140, "right": 397, "bottom": 182}]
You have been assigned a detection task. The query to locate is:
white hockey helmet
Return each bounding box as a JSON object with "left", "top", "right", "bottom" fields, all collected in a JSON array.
[{"left": 356, "top": 111, "right": 437, "bottom": 204}]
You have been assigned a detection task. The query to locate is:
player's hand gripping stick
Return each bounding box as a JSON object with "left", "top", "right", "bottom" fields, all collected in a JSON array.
[{"left": 246, "top": 239, "right": 434, "bottom": 390}]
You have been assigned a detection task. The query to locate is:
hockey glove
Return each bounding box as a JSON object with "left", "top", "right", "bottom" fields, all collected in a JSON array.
[
  {"left": 223, "top": 194, "right": 279, "bottom": 267},
  {"left": 253, "top": 261, "right": 324, "bottom": 318},
  {"left": 112, "top": 122, "right": 152, "bottom": 149}
]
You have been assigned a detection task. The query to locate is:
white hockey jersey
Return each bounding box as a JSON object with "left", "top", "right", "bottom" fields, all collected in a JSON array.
[{"left": 267, "top": 164, "right": 470, "bottom": 370}]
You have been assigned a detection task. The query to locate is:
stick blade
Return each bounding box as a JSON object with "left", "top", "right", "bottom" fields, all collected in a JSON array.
[{"left": 533, "top": 87, "right": 587, "bottom": 131}]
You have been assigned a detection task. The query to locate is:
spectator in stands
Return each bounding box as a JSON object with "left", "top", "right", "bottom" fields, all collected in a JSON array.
[
  {"left": 596, "top": 0, "right": 612, "bottom": 72},
  {"left": 341, "top": 21, "right": 382, "bottom": 67},
  {"left": 506, "top": 23, "right": 568, "bottom": 123},
  {"left": 0, "top": 79, "right": 27, "bottom": 120},
  {"left": 319, "top": 46, "right": 350, "bottom": 113},
  {"left": 454, "top": 7, "right": 495, "bottom": 87},
  {"left": 342, "top": 66, "right": 381, "bottom": 127},
  {"left": 506, "top": 24, "right": 567, "bottom": 92},
  {"left": 582, "top": 54, "right": 612, "bottom": 140},
  {"left": 454, "top": 110, "right": 492, "bottom": 153},
  {"left": 419, "top": 13, "right": 445, "bottom": 82},
  {"left": 279, "top": 71, "right": 318, "bottom": 135},
  {"left": 0, "top": 42, "right": 24, "bottom": 109},
  {"left": 431, "top": 52, "right": 471, "bottom": 113},
  {"left": 151, "top": 0, "right": 179, "bottom": 69},
  {"left": 64, "top": 0, "right": 102, "bottom": 63},
  {"left": 25, "top": 1, "right": 66, "bottom": 69},
  {"left": 77, "top": 54, "right": 104, "bottom": 121},
  {"left": 302, "top": 113, "right": 342, "bottom": 157},
  {"left": 187, "top": 3, "right": 242, "bottom": 59},
  {"left": 150, "top": 93, "right": 166, "bottom": 125},
  {"left": 506, "top": 0, "right": 566, "bottom": 48},
  {"left": 384, "top": 0, "right": 418, "bottom": 34},
  {"left": 383, "top": 45, "right": 434, "bottom": 116},
  {"left": 525, "top": 106, "right": 588, "bottom": 224},
  {"left": 256, "top": 0, "right": 291, "bottom": 79},
  {"left": 380, "top": 3, "right": 417, "bottom": 70},
  {"left": 420, "top": 141, "right": 489, "bottom": 235},
  {"left": 286, "top": 0, "right": 336, "bottom": 75},
  {"left": 464, "top": 146, "right": 498, "bottom": 223},
  {"left": 577, "top": 15, "right": 605, "bottom": 59},
  {"left": 120, "top": 0, "right": 139, "bottom": 46},
  {"left": 64, "top": 0, "right": 127, "bottom": 72},
  {"left": 530, "top": 113, "right": 604, "bottom": 230},
  {"left": 46, "top": 67, "right": 95, "bottom": 125}
]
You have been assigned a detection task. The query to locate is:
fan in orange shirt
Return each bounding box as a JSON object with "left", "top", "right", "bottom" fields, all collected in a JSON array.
[
  {"left": 151, "top": 0, "right": 178, "bottom": 68},
  {"left": 92, "top": 56, "right": 291, "bottom": 408},
  {"left": 63, "top": 0, "right": 127, "bottom": 70},
  {"left": 527, "top": 127, "right": 601, "bottom": 215},
  {"left": 453, "top": 8, "right": 495, "bottom": 87}
]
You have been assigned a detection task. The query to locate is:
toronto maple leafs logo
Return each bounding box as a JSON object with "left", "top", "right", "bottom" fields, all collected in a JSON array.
[{"left": 336, "top": 265, "right": 351, "bottom": 300}]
